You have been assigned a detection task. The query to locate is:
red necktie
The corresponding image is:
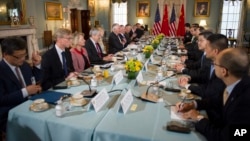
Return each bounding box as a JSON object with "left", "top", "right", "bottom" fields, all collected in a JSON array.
[
  {"left": 95, "top": 43, "right": 102, "bottom": 58},
  {"left": 15, "top": 67, "right": 25, "bottom": 88}
]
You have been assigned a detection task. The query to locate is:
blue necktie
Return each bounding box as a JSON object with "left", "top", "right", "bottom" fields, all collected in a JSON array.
[
  {"left": 210, "top": 65, "right": 214, "bottom": 79},
  {"left": 201, "top": 54, "right": 205, "bottom": 67},
  {"left": 61, "top": 52, "right": 68, "bottom": 76}
]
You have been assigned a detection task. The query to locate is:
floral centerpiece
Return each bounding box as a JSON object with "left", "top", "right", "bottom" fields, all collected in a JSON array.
[
  {"left": 124, "top": 59, "right": 143, "bottom": 79},
  {"left": 151, "top": 33, "right": 165, "bottom": 49},
  {"left": 151, "top": 39, "right": 160, "bottom": 49},
  {"left": 143, "top": 45, "right": 154, "bottom": 58}
]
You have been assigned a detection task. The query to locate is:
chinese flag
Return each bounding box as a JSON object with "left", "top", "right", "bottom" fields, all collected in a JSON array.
[
  {"left": 161, "top": 4, "right": 170, "bottom": 36},
  {"left": 177, "top": 4, "right": 185, "bottom": 37}
]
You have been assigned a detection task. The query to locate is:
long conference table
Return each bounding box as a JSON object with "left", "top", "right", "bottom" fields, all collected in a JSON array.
[{"left": 6, "top": 38, "right": 207, "bottom": 141}]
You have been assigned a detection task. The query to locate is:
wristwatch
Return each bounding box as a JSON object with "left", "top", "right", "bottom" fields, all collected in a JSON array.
[{"left": 197, "top": 115, "right": 204, "bottom": 121}]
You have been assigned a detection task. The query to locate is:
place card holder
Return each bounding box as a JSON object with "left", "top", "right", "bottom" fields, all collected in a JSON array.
[
  {"left": 112, "top": 70, "right": 124, "bottom": 85},
  {"left": 87, "top": 88, "right": 109, "bottom": 112},
  {"left": 117, "top": 89, "right": 133, "bottom": 114},
  {"left": 143, "top": 60, "right": 149, "bottom": 72}
]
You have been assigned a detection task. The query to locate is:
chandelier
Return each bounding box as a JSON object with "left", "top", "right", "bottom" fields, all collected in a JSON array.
[
  {"left": 225, "top": 0, "right": 243, "bottom": 6},
  {"left": 111, "top": 0, "right": 127, "bottom": 3}
]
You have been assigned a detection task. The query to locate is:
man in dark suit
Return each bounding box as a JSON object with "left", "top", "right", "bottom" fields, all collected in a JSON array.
[
  {"left": 129, "top": 23, "right": 144, "bottom": 42},
  {"left": 177, "top": 48, "right": 250, "bottom": 141},
  {"left": 41, "top": 28, "right": 75, "bottom": 90},
  {"left": 183, "top": 23, "right": 192, "bottom": 44},
  {"left": 85, "top": 28, "right": 113, "bottom": 64},
  {"left": 176, "top": 31, "right": 213, "bottom": 84},
  {"left": 178, "top": 34, "right": 228, "bottom": 124},
  {"left": 0, "top": 37, "right": 42, "bottom": 135},
  {"left": 108, "top": 23, "right": 124, "bottom": 54}
]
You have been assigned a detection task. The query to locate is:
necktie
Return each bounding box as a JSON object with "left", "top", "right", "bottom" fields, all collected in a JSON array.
[
  {"left": 201, "top": 54, "right": 205, "bottom": 67},
  {"left": 223, "top": 89, "right": 229, "bottom": 105},
  {"left": 210, "top": 65, "right": 214, "bottom": 79},
  {"left": 95, "top": 43, "right": 102, "bottom": 58},
  {"left": 61, "top": 51, "right": 68, "bottom": 76},
  {"left": 15, "top": 67, "right": 25, "bottom": 88}
]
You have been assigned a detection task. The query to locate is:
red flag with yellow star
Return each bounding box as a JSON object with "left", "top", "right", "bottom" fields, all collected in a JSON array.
[
  {"left": 177, "top": 4, "right": 185, "bottom": 36},
  {"left": 161, "top": 4, "right": 170, "bottom": 36}
]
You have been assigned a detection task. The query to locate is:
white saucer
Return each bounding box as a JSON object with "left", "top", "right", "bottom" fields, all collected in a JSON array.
[
  {"left": 70, "top": 98, "right": 88, "bottom": 106},
  {"left": 30, "top": 102, "right": 49, "bottom": 112}
]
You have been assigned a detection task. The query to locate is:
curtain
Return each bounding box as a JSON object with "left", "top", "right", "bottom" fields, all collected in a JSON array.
[{"left": 238, "top": 0, "right": 247, "bottom": 46}]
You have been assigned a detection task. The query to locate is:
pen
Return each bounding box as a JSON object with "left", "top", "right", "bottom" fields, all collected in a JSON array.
[{"left": 178, "top": 96, "right": 186, "bottom": 112}]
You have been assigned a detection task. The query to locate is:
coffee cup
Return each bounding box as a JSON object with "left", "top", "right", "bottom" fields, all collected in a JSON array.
[{"left": 72, "top": 94, "right": 83, "bottom": 104}]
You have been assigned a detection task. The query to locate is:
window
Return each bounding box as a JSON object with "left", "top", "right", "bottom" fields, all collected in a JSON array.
[
  {"left": 220, "top": 1, "right": 243, "bottom": 39},
  {"left": 112, "top": 2, "right": 127, "bottom": 25}
]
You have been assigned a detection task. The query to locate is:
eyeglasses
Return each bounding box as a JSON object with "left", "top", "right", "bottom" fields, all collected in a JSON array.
[
  {"left": 212, "top": 62, "right": 228, "bottom": 70},
  {"left": 63, "top": 37, "right": 73, "bottom": 40},
  {"left": 10, "top": 53, "right": 27, "bottom": 60}
]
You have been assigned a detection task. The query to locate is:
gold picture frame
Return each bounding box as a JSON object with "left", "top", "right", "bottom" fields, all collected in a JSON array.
[
  {"left": 45, "top": 2, "right": 63, "bottom": 20},
  {"left": 88, "top": 0, "right": 95, "bottom": 17},
  {"left": 194, "top": 0, "right": 210, "bottom": 17},
  {"left": 136, "top": 0, "right": 150, "bottom": 17},
  {"left": 0, "top": 0, "right": 26, "bottom": 25}
]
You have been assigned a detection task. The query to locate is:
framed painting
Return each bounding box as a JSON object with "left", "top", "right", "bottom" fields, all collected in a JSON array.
[
  {"left": 194, "top": 0, "right": 210, "bottom": 17},
  {"left": 136, "top": 0, "right": 150, "bottom": 17},
  {"left": 45, "top": 2, "right": 63, "bottom": 20},
  {"left": 88, "top": 0, "right": 95, "bottom": 17},
  {"left": 0, "top": 0, "right": 26, "bottom": 25}
]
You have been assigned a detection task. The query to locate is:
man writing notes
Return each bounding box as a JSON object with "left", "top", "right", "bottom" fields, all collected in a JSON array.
[{"left": 0, "top": 37, "right": 42, "bottom": 136}]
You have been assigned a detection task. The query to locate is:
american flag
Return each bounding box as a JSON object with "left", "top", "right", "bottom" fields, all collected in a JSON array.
[
  {"left": 169, "top": 4, "right": 177, "bottom": 37},
  {"left": 152, "top": 4, "right": 161, "bottom": 35}
]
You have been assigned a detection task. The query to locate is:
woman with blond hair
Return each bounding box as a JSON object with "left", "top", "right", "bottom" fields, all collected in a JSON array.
[{"left": 70, "top": 32, "right": 90, "bottom": 72}]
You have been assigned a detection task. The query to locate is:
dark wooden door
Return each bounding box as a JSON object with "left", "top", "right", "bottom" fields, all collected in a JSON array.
[
  {"left": 80, "top": 10, "right": 90, "bottom": 40},
  {"left": 70, "top": 8, "right": 79, "bottom": 33}
]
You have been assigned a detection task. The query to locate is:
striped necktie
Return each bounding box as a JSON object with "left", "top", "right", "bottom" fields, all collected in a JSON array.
[
  {"left": 15, "top": 67, "right": 25, "bottom": 88},
  {"left": 61, "top": 51, "right": 68, "bottom": 76},
  {"left": 95, "top": 43, "right": 102, "bottom": 58},
  {"left": 223, "top": 89, "right": 229, "bottom": 105}
]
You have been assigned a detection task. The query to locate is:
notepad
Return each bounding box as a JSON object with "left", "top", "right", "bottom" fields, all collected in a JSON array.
[{"left": 30, "top": 91, "right": 70, "bottom": 104}]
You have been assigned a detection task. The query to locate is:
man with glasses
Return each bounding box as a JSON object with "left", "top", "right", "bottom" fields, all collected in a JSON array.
[
  {"left": 177, "top": 48, "right": 250, "bottom": 141},
  {"left": 0, "top": 37, "right": 42, "bottom": 139},
  {"left": 177, "top": 34, "right": 228, "bottom": 125},
  {"left": 41, "top": 28, "right": 76, "bottom": 90}
]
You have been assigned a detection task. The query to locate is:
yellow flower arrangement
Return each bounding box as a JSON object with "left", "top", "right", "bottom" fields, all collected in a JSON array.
[
  {"left": 143, "top": 45, "right": 154, "bottom": 54},
  {"left": 125, "top": 59, "right": 143, "bottom": 72}
]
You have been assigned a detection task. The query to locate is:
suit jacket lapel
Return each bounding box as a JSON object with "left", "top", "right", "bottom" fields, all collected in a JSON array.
[{"left": 0, "top": 61, "right": 23, "bottom": 88}]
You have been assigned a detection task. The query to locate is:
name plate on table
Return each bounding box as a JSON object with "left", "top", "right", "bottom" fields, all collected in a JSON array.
[
  {"left": 118, "top": 89, "right": 134, "bottom": 114},
  {"left": 88, "top": 88, "right": 109, "bottom": 112},
  {"left": 137, "top": 53, "right": 143, "bottom": 61},
  {"left": 135, "top": 71, "right": 143, "bottom": 86},
  {"left": 150, "top": 55, "right": 155, "bottom": 63},
  {"left": 113, "top": 70, "right": 124, "bottom": 85},
  {"left": 143, "top": 60, "right": 149, "bottom": 72}
]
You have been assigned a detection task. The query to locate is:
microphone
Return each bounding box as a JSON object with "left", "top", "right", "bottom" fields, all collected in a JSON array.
[
  {"left": 79, "top": 77, "right": 97, "bottom": 98},
  {"left": 140, "top": 73, "right": 176, "bottom": 103}
]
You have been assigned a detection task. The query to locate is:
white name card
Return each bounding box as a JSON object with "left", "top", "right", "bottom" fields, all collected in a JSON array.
[
  {"left": 113, "top": 70, "right": 124, "bottom": 85},
  {"left": 89, "top": 88, "right": 109, "bottom": 112},
  {"left": 136, "top": 71, "right": 143, "bottom": 83},
  {"left": 118, "top": 89, "right": 134, "bottom": 114},
  {"left": 137, "top": 53, "right": 143, "bottom": 61},
  {"left": 150, "top": 55, "right": 156, "bottom": 63},
  {"left": 143, "top": 60, "right": 149, "bottom": 72}
]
